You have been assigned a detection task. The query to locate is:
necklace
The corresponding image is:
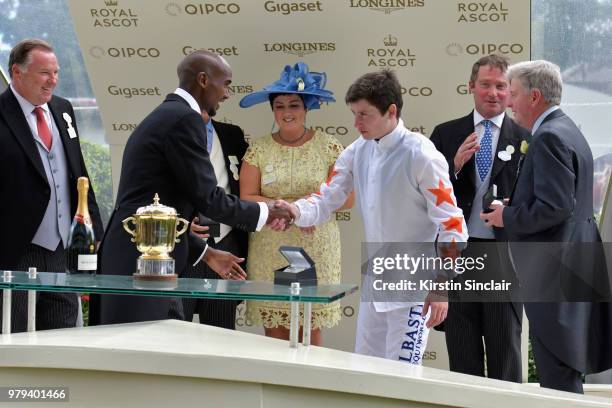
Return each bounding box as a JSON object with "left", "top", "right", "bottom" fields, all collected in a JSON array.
[{"left": 277, "top": 127, "right": 308, "bottom": 145}]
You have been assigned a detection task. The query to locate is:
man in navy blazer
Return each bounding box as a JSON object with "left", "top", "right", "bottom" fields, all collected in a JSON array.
[
  {"left": 482, "top": 60, "right": 612, "bottom": 393},
  {"left": 93, "top": 50, "right": 292, "bottom": 325},
  {"left": 0, "top": 39, "right": 103, "bottom": 332},
  {"left": 90, "top": 50, "right": 291, "bottom": 324}
]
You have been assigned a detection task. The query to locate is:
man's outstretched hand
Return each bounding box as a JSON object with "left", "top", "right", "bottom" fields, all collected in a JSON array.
[{"left": 203, "top": 247, "right": 246, "bottom": 280}]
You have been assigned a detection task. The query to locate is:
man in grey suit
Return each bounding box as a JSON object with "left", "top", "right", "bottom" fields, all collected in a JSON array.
[
  {"left": 482, "top": 60, "right": 612, "bottom": 393},
  {"left": 0, "top": 39, "right": 103, "bottom": 332}
]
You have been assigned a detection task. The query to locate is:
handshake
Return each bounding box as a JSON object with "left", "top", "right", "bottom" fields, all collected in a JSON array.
[{"left": 265, "top": 200, "right": 300, "bottom": 231}]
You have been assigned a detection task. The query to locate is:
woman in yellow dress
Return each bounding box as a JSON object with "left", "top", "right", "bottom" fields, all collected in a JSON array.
[{"left": 239, "top": 62, "right": 353, "bottom": 345}]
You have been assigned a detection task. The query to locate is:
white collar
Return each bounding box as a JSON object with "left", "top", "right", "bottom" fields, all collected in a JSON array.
[
  {"left": 473, "top": 110, "right": 505, "bottom": 129},
  {"left": 375, "top": 119, "right": 404, "bottom": 150},
  {"left": 532, "top": 105, "right": 560, "bottom": 134},
  {"left": 10, "top": 83, "right": 50, "bottom": 116},
  {"left": 173, "top": 87, "right": 201, "bottom": 113}
]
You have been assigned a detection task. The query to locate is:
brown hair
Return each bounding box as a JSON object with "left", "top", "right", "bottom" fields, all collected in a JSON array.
[
  {"left": 469, "top": 54, "right": 509, "bottom": 83},
  {"left": 8, "top": 39, "right": 54, "bottom": 78},
  {"left": 345, "top": 69, "right": 403, "bottom": 118}
]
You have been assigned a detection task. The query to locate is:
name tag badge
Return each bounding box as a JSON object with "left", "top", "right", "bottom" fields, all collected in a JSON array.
[
  {"left": 262, "top": 173, "right": 276, "bottom": 185},
  {"left": 67, "top": 127, "right": 78, "bottom": 139}
]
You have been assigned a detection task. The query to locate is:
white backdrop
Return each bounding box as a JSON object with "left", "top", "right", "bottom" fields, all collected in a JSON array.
[{"left": 67, "top": 0, "right": 531, "bottom": 370}]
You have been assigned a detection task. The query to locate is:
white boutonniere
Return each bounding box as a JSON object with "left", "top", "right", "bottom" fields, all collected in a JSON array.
[
  {"left": 228, "top": 155, "right": 239, "bottom": 180},
  {"left": 62, "top": 112, "right": 77, "bottom": 139},
  {"left": 497, "top": 145, "right": 515, "bottom": 162}
]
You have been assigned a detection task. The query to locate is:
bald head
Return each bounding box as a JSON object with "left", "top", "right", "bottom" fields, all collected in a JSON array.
[
  {"left": 178, "top": 49, "right": 232, "bottom": 116},
  {"left": 177, "top": 50, "right": 227, "bottom": 88}
]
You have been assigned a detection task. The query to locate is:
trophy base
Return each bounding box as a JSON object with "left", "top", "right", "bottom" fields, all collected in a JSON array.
[
  {"left": 132, "top": 274, "right": 178, "bottom": 290},
  {"left": 135, "top": 258, "right": 176, "bottom": 278},
  {"left": 132, "top": 273, "right": 178, "bottom": 281}
]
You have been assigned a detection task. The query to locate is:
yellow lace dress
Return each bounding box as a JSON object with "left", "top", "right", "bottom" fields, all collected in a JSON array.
[{"left": 244, "top": 130, "right": 343, "bottom": 329}]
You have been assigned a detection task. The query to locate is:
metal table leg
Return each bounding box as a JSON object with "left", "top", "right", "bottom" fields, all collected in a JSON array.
[
  {"left": 2, "top": 270, "right": 12, "bottom": 334},
  {"left": 289, "top": 282, "right": 300, "bottom": 348},
  {"left": 303, "top": 302, "right": 312, "bottom": 346},
  {"left": 27, "top": 267, "right": 37, "bottom": 332},
  {"left": 2, "top": 289, "right": 10, "bottom": 335}
]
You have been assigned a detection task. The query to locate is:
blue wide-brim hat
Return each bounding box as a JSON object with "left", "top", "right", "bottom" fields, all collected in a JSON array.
[{"left": 239, "top": 62, "right": 335, "bottom": 110}]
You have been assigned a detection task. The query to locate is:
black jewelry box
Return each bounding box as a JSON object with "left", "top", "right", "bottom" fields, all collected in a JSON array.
[{"left": 274, "top": 246, "right": 317, "bottom": 286}]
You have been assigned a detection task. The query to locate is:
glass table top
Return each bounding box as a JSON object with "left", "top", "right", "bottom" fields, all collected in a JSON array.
[{"left": 0, "top": 271, "right": 358, "bottom": 303}]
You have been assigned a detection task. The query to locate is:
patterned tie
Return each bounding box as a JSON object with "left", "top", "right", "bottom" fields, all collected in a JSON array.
[
  {"left": 205, "top": 121, "right": 214, "bottom": 152},
  {"left": 33, "top": 107, "right": 53, "bottom": 150},
  {"left": 476, "top": 119, "right": 493, "bottom": 181}
]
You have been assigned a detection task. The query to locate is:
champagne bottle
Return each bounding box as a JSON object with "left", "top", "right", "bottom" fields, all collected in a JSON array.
[{"left": 67, "top": 177, "right": 97, "bottom": 274}]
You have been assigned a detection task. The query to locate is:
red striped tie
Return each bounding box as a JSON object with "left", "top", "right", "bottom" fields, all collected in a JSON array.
[{"left": 33, "top": 107, "right": 52, "bottom": 150}]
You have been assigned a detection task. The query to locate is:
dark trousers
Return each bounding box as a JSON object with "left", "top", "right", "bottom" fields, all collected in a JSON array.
[
  {"left": 531, "top": 335, "right": 583, "bottom": 393},
  {"left": 182, "top": 232, "right": 242, "bottom": 329},
  {"left": 444, "top": 237, "right": 522, "bottom": 382},
  {"left": 0, "top": 243, "right": 78, "bottom": 333},
  {"left": 445, "top": 301, "right": 522, "bottom": 381}
]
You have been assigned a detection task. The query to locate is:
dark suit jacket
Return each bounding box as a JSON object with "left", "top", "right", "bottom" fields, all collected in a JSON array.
[
  {"left": 183, "top": 120, "right": 249, "bottom": 328},
  {"left": 430, "top": 111, "right": 527, "bottom": 238},
  {"left": 503, "top": 109, "right": 612, "bottom": 373},
  {"left": 95, "top": 94, "right": 260, "bottom": 325},
  {"left": 430, "top": 112, "right": 527, "bottom": 320},
  {"left": 187, "top": 119, "right": 249, "bottom": 264},
  {"left": 0, "top": 88, "right": 103, "bottom": 269}
]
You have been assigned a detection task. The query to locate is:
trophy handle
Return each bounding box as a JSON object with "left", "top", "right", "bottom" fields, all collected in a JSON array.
[
  {"left": 122, "top": 216, "right": 137, "bottom": 243},
  {"left": 175, "top": 217, "right": 189, "bottom": 243}
]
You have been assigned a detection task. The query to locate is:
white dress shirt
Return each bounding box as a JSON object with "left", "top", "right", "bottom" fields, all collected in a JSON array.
[
  {"left": 532, "top": 105, "right": 560, "bottom": 135},
  {"left": 207, "top": 124, "right": 232, "bottom": 243}
]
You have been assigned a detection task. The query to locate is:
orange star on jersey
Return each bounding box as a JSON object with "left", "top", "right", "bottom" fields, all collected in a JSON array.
[
  {"left": 442, "top": 216, "right": 463, "bottom": 233},
  {"left": 428, "top": 180, "right": 454, "bottom": 207},
  {"left": 326, "top": 169, "right": 339, "bottom": 186},
  {"left": 439, "top": 238, "right": 459, "bottom": 259}
]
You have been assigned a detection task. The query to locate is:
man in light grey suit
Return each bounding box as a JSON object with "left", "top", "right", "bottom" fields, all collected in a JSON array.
[{"left": 481, "top": 60, "right": 612, "bottom": 393}]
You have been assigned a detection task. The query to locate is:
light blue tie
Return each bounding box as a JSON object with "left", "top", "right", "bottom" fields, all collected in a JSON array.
[
  {"left": 205, "top": 121, "right": 214, "bottom": 152},
  {"left": 476, "top": 119, "right": 493, "bottom": 182}
]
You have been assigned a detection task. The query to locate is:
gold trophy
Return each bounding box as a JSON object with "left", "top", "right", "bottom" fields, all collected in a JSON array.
[{"left": 122, "top": 194, "right": 189, "bottom": 280}]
